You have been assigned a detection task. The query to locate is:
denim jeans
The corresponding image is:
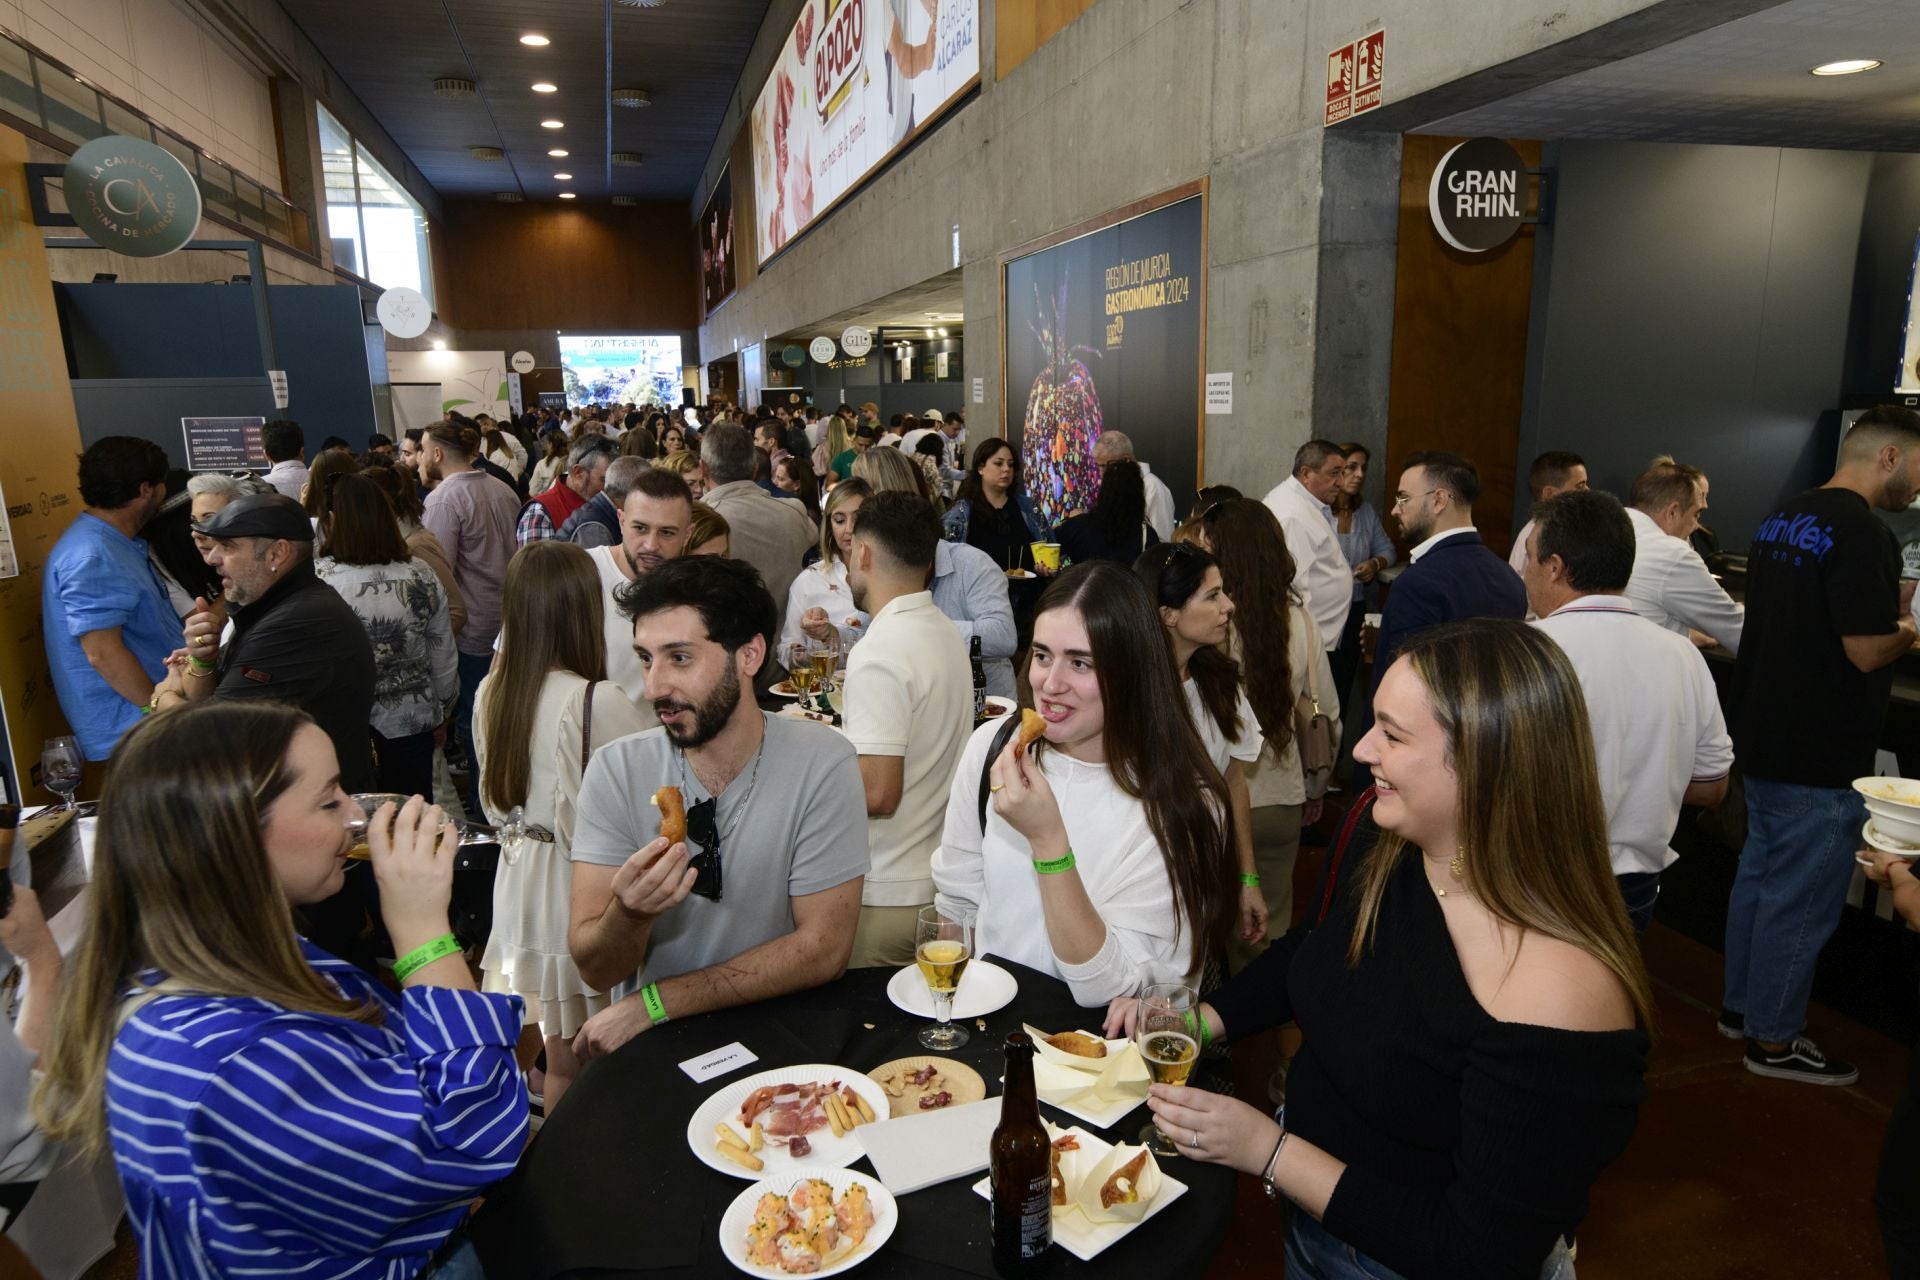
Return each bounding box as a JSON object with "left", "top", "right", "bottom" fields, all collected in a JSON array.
[
  {"left": 1615, "top": 871, "right": 1662, "bottom": 935},
  {"left": 452, "top": 649, "right": 493, "bottom": 814},
  {"left": 421, "top": 1237, "right": 485, "bottom": 1279},
  {"left": 1285, "top": 1211, "right": 1576, "bottom": 1279},
  {"left": 1721, "top": 776, "right": 1865, "bottom": 1045}
]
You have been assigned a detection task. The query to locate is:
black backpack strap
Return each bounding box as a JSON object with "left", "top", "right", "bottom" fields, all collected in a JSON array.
[{"left": 976, "top": 714, "right": 1025, "bottom": 834}]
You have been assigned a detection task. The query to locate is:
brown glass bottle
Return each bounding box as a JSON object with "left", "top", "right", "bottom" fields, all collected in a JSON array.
[{"left": 990, "top": 1031, "right": 1053, "bottom": 1276}]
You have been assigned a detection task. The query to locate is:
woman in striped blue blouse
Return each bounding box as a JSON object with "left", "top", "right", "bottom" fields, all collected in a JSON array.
[{"left": 36, "top": 701, "right": 527, "bottom": 1279}]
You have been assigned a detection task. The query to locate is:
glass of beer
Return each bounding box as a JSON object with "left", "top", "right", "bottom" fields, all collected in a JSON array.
[
  {"left": 1136, "top": 982, "right": 1199, "bottom": 1156},
  {"left": 915, "top": 906, "right": 975, "bottom": 1051},
  {"left": 785, "top": 642, "right": 819, "bottom": 702}
]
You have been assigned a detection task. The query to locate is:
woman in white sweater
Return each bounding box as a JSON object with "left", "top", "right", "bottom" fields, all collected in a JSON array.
[
  {"left": 474, "top": 541, "right": 649, "bottom": 1112},
  {"left": 932, "top": 561, "right": 1235, "bottom": 1006},
  {"left": 780, "top": 478, "right": 873, "bottom": 657}
]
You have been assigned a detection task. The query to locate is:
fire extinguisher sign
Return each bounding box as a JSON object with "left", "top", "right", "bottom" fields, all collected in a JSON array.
[{"left": 1325, "top": 29, "right": 1384, "bottom": 127}]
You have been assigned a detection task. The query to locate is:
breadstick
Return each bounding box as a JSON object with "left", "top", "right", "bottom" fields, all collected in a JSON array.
[
  {"left": 825, "top": 1094, "right": 847, "bottom": 1139},
  {"left": 716, "top": 1122, "right": 748, "bottom": 1151},
  {"left": 652, "top": 786, "right": 686, "bottom": 845},
  {"left": 749, "top": 1122, "right": 764, "bottom": 1153},
  {"left": 717, "top": 1142, "right": 763, "bottom": 1172},
  {"left": 852, "top": 1093, "right": 877, "bottom": 1125}
]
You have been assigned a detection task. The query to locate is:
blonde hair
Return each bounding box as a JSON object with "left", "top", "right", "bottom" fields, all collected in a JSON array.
[
  {"left": 825, "top": 414, "right": 854, "bottom": 459},
  {"left": 687, "top": 501, "right": 731, "bottom": 553},
  {"left": 1348, "top": 620, "right": 1655, "bottom": 1033},
  {"left": 656, "top": 451, "right": 700, "bottom": 481},
  {"left": 819, "top": 478, "right": 873, "bottom": 566},
  {"left": 36, "top": 703, "right": 379, "bottom": 1156},
  {"left": 852, "top": 445, "right": 930, "bottom": 501}
]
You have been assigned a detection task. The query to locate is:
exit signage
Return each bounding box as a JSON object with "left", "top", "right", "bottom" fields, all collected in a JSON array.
[{"left": 1325, "top": 30, "right": 1384, "bottom": 127}]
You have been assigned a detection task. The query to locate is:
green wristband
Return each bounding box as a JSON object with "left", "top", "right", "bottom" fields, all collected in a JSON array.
[
  {"left": 641, "top": 981, "right": 669, "bottom": 1025},
  {"left": 1033, "top": 849, "right": 1076, "bottom": 875},
  {"left": 187, "top": 654, "right": 214, "bottom": 672},
  {"left": 1239, "top": 872, "right": 1261, "bottom": 887},
  {"left": 393, "top": 933, "right": 461, "bottom": 982}
]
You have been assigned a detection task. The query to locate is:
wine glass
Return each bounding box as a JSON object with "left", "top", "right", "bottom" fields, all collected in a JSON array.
[
  {"left": 346, "top": 793, "right": 515, "bottom": 862},
  {"left": 915, "top": 906, "right": 975, "bottom": 1051},
  {"left": 40, "top": 736, "right": 82, "bottom": 811},
  {"left": 785, "top": 641, "right": 819, "bottom": 705},
  {"left": 1136, "top": 982, "right": 1199, "bottom": 1157},
  {"left": 808, "top": 628, "right": 839, "bottom": 695}
]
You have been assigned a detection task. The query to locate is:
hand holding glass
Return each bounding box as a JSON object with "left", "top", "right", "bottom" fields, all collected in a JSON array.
[
  {"left": 346, "top": 793, "right": 520, "bottom": 863},
  {"left": 1137, "top": 983, "right": 1199, "bottom": 1156},
  {"left": 915, "top": 906, "right": 975, "bottom": 1051}
]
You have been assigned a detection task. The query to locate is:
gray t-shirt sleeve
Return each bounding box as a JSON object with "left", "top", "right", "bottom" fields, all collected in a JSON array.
[
  {"left": 568, "top": 735, "right": 648, "bottom": 866},
  {"left": 787, "top": 729, "right": 872, "bottom": 896}
]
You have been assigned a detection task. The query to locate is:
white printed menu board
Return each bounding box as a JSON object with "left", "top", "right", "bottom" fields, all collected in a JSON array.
[{"left": 751, "top": 0, "right": 979, "bottom": 265}]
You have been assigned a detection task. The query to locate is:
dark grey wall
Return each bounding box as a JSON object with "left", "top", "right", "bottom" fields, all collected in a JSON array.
[{"left": 1518, "top": 141, "right": 1878, "bottom": 549}]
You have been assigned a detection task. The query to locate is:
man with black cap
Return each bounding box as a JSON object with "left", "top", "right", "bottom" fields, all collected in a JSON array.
[{"left": 155, "top": 493, "right": 376, "bottom": 792}]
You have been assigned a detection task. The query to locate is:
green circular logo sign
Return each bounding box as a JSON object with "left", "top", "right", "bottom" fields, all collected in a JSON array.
[
  {"left": 64, "top": 135, "right": 202, "bottom": 258},
  {"left": 781, "top": 344, "right": 807, "bottom": 368}
]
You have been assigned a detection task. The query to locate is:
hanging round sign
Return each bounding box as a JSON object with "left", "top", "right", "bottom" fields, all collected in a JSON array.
[
  {"left": 782, "top": 344, "right": 807, "bottom": 368},
  {"left": 63, "top": 135, "right": 201, "bottom": 258},
  {"left": 1428, "top": 137, "right": 1528, "bottom": 254},
  {"left": 841, "top": 325, "right": 873, "bottom": 358},
  {"left": 510, "top": 350, "right": 536, "bottom": 374},
  {"left": 809, "top": 336, "right": 837, "bottom": 363},
  {"left": 375, "top": 286, "right": 433, "bottom": 339}
]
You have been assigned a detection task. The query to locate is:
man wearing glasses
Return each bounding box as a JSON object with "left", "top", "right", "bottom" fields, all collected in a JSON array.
[{"left": 565, "top": 556, "right": 870, "bottom": 1060}]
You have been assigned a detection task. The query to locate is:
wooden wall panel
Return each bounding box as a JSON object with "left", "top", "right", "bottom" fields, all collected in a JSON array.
[
  {"left": 435, "top": 200, "right": 699, "bottom": 333},
  {"left": 1383, "top": 134, "right": 1541, "bottom": 558},
  {"left": 997, "top": 0, "right": 1101, "bottom": 80}
]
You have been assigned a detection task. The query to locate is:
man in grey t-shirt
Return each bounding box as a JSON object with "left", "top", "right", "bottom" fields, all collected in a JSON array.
[{"left": 568, "top": 556, "right": 868, "bottom": 1059}]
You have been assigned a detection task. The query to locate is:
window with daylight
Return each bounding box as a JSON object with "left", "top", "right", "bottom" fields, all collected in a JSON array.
[{"left": 317, "top": 103, "right": 433, "bottom": 306}]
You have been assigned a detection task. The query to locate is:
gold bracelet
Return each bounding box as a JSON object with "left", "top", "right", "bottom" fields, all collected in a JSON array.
[{"left": 184, "top": 662, "right": 215, "bottom": 678}]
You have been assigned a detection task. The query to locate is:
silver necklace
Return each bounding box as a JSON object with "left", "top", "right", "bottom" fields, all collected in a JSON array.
[{"left": 677, "top": 731, "right": 765, "bottom": 848}]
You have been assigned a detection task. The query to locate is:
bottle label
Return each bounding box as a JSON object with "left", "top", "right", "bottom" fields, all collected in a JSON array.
[{"left": 1017, "top": 1177, "right": 1051, "bottom": 1257}]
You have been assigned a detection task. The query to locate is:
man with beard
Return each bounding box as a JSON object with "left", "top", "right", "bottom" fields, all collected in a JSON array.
[
  {"left": 162, "top": 493, "right": 374, "bottom": 791},
  {"left": 838, "top": 493, "right": 970, "bottom": 968},
  {"left": 592, "top": 468, "right": 695, "bottom": 704},
  {"left": 1720, "top": 406, "right": 1920, "bottom": 1087},
  {"left": 565, "top": 556, "right": 868, "bottom": 1059}
]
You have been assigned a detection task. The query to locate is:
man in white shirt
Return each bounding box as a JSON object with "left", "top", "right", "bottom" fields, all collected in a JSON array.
[
  {"left": 1625, "top": 456, "right": 1745, "bottom": 654},
  {"left": 592, "top": 468, "right": 693, "bottom": 706},
  {"left": 1525, "top": 488, "right": 1732, "bottom": 932},
  {"left": 1093, "top": 431, "right": 1174, "bottom": 541},
  {"left": 1508, "top": 450, "right": 1588, "bottom": 575},
  {"left": 259, "top": 419, "right": 309, "bottom": 501},
  {"left": 699, "top": 425, "right": 818, "bottom": 642},
  {"left": 840, "top": 492, "right": 973, "bottom": 967},
  {"left": 1261, "top": 440, "right": 1352, "bottom": 650}
]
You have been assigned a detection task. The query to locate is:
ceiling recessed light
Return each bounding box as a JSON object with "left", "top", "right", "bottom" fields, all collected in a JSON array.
[
  {"left": 1811, "top": 58, "right": 1882, "bottom": 76},
  {"left": 532, "top": 82, "right": 557, "bottom": 93},
  {"left": 432, "top": 339, "right": 447, "bottom": 350},
  {"left": 519, "top": 33, "right": 550, "bottom": 46},
  {"left": 553, "top": 172, "right": 572, "bottom": 180},
  {"left": 547, "top": 148, "right": 569, "bottom": 157},
  {"left": 558, "top": 192, "right": 576, "bottom": 200},
  {"left": 541, "top": 119, "right": 564, "bottom": 129}
]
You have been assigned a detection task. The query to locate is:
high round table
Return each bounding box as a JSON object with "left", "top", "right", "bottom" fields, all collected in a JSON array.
[{"left": 468, "top": 959, "right": 1241, "bottom": 1278}]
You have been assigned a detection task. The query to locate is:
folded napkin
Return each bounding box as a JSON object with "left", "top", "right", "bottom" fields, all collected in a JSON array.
[
  {"left": 1045, "top": 1123, "right": 1162, "bottom": 1226},
  {"left": 1023, "top": 1024, "right": 1150, "bottom": 1110}
]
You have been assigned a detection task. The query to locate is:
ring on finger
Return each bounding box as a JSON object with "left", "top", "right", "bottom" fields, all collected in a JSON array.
[{"left": 1191, "top": 1129, "right": 1202, "bottom": 1149}]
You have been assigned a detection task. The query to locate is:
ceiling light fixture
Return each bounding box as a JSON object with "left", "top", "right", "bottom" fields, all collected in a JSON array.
[
  {"left": 610, "top": 151, "right": 644, "bottom": 167},
  {"left": 532, "top": 82, "right": 558, "bottom": 93},
  {"left": 611, "top": 195, "right": 638, "bottom": 207},
  {"left": 548, "top": 148, "right": 569, "bottom": 157},
  {"left": 433, "top": 76, "right": 476, "bottom": 98},
  {"left": 519, "top": 33, "right": 550, "bottom": 46},
  {"left": 432, "top": 339, "right": 447, "bottom": 350},
  {"left": 541, "top": 119, "right": 565, "bottom": 129},
  {"left": 553, "top": 172, "right": 573, "bottom": 180},
  {"left": 614, "top": 0, "right": 666, "bottom": 8},
  {"left": 494, "top": 191, "right": 524, "bottom": 203},
  {"left": 612, "top": 87, "right": 652, "bottom": 108},
  {"left": 559, "top": 192, "right": 577, "bottom": 200},
  {"left": 1810, "top": 58, "right": 1882, "bottom": 76},
  {"left": 469, "top": 146, "right": 504, "bottom": 161}
]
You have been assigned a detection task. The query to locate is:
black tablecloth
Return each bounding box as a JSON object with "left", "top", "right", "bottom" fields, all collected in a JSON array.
[{"left": 467, "top": 960, "right": 1238, "bottom": 1279}]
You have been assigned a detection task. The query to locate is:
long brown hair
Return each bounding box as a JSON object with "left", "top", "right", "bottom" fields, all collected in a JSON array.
[
  {"left": 1331, "top": 442, "right": 1368, "bottom": 517},
  {"left": 1202, "top": 499, "right": 1295, "bottom": 752},
  {"left": 301, "top": 448, "right": 361, "bottom": 519},
  {"left": 1347, "top": 620, "right": 1656, "bottom": 1032},
  {"left": 1133, "top": 542, "right": 1242, "bottom": 740},
  {"left": 36, "top": 703, "right": 378, "bottom": 1157},
  {"left": 321, "top": 472, "right": 409, "bottom": 565},
  {"left": 479, "top": 541, "right": 608, "bottom": 812},
  {"left": 1031, "top": 563, "right": 1235, "bottom": 965},
  {"left": 363, "top": 463, "right": 423, "bottom": 523}
]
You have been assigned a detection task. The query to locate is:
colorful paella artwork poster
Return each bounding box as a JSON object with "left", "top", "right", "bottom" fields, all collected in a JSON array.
[{"left": 1003, "top": 193, "right": 1205, "bottom": 531}]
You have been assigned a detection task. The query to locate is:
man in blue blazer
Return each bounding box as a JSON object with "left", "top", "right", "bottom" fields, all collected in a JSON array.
[{"left": 1370, "top": 451, "right": 1529, "bottom": 692}]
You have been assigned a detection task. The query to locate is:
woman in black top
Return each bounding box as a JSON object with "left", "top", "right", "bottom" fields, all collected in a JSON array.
[
  {"left": 1109, "top": 620, "right": 1651, "bottom": 1280},
  {"left": 1055, "top": 459, "right": 1159, "bottom": 565},
  {"left": 944, "top": 437, "right": 1048, "bottom": 573}
]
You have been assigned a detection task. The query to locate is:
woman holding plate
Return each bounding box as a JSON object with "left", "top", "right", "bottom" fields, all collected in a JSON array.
[{"left": 1106, "top": 621, "right": 1650, "bottom": 1280}]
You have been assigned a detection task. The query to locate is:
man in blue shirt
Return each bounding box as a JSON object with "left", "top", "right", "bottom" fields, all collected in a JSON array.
[{"left": 42, "top": 437, "right": 181, "bottom": 760}]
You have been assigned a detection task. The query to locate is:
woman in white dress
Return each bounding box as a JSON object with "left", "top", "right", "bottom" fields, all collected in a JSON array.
[
  {"left": 932, "top": 561, "right": 1236, "bottom": 1006},
  {"left": 474, "top": 540, "right": 648, "bottom": 1112},
  {"left": 780, "top": 478, "right": 873, "bottom": 657}
]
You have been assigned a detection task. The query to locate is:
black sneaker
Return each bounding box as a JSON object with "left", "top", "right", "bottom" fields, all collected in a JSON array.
[
  {"left": 1717, "top": 1008, "right": 1745, "bottom": 1040},
  {"left": 1744, "top": 1036, "right": 1858, "bottom": 1086}
]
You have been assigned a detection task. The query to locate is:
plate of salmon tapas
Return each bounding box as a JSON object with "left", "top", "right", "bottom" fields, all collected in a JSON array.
[
  {"left": 720, "top": 1169, "right": 897, "bottom": 1277},
  {"left": 690, "top": 1065, "right": 892, "bottom": 1179}
]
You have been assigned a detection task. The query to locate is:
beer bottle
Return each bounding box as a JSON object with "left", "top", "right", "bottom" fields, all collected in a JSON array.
[
  {"left": 970, "top": 635, "right": 987, "bottom": 725},
  {"left": 990, "top": 1032, "right": 1052, "bottom": 1276}
]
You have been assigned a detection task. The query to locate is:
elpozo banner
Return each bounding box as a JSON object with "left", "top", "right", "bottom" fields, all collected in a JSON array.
[
  {"left": 63, "top": 134, "right": 200, "bottom": 257},
  {"left": 751, "top": 0, "right": 979, "bottom": 265}
]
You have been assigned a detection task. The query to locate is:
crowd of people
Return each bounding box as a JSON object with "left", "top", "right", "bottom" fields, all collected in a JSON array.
[{"left": 10, "top": 397, "right": 1920, "bottom": 1279}]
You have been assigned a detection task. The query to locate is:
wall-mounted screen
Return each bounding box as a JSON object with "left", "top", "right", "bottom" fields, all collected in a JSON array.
[
  {"left": 751, "top": 0, "right": 980, "bottom": 266},
  {"left": 559, "top": 334, "right": 684, "bottom": 408},
  {"left": 701, "top": 164, "right": 737, "bottom": 316}
]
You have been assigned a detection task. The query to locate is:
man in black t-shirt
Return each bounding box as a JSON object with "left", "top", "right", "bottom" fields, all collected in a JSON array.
[{"left": 1723, "top": 406, "right": 1920, "bottom": 1086}]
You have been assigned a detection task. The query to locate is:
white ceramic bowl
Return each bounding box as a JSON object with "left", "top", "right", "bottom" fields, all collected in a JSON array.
[
  {"left": 1865, "top": 799, "right": 1920, "bottom": 846},
  {"left": 1853, "top": 777, "right": 1920, "bottom": 809}
]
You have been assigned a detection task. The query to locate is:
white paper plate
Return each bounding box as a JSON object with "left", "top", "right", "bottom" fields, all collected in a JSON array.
[
  {"left": 769, "top": 680, "right": 804, "bottom": 699},
  {"left": 969, "top": 1123, "right": 1186, "bottom": 1261},
  {"left": 1018, "top": 1035, "right": 1148, "bottom": 1130},
  {"left": 885, "top": 958, "right": 1018, "bottom": 1020},
  {"left": 689, "top": 1065, "right": 892, "bottom": 1180},
  {"left": 983, "top": 695, "right": 1017, "bottom": 721},
  {"left": 1863, "top": 820, "right": 1920, "bottom": 858},
  {"left": 719, "top": 1167, "right": 898, "bottom": 1277}
]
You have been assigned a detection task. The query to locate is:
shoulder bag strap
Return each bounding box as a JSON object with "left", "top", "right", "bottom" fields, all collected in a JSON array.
[
  {"left": 975, "top": 714, "right": 1025, "bottom": 835},
  {"left": 1315, "top": 787, "right": 1377, "bottom": 924},
  {"left": 581, "top": 679, "right": 599, "bottom": 774}
]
